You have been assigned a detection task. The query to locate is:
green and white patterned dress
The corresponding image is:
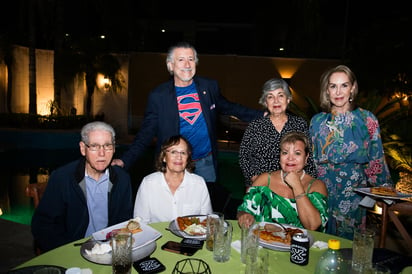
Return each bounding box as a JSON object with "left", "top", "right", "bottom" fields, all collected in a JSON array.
[{"left": 237, "top": 174, "right": 328, "bottom": 232}]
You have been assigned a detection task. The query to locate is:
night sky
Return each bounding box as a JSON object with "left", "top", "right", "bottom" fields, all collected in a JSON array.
[{"left": 1, "top": 0, "right": 411, "bottom": 91}]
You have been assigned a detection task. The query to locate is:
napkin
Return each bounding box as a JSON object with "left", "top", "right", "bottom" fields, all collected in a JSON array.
[
  {"left": 231, "top": 240, "right": 241, "bottom": 253},
  {"left": 312, "top": 240, "right": 328, "bottom": 250},
  {"left": 65, "top": 268, "right": 92, "bottom": 274},
  {"left": 84, "top": 242, "right": 112, "bottom": 255},
  {"left": 231, "top": 240, "right": 262, "bottom": 253}
]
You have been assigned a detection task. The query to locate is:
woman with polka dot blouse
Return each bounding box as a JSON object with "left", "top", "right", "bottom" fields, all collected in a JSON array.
[{"left": 239, "top": 78, "right": 317, "bottom": 188}]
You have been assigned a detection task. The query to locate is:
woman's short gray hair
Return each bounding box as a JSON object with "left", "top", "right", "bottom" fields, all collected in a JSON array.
[
  {"left": 258, "top": 78, "right": 292, "bottom": 107},
  {"left": 81, "top": 121, "right": 115, "bottom": 144}
]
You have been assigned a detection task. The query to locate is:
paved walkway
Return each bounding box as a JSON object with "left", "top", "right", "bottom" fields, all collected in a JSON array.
[{"left": 0, "top": 219, "right": 35, "bottom": 272}]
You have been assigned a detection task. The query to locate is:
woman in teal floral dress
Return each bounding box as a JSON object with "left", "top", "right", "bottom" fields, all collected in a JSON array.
[
  {"left": 237, "top": 132, "right": 328, "bottom": 232},
  {"left": 309, "top": 65, "right": 392, "bottom": 239}
]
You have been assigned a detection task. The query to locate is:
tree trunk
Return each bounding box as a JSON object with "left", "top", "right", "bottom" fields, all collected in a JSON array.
[
  {"left": 28, "top": 0, "right": 37, "bottom": 115},
  {"left": 53, "top": 0, "right": 64, "bottom": 112},
  {"left": 4, "top": 51, "right": 13, "bottom": 113},
  {"left": 85, "top": 71, "right": 96, "bottom": 118}
]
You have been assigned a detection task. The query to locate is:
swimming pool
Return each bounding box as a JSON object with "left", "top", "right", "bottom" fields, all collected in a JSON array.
[
  {"left": 0, "top": 145, "right": 155, "bottom": 225},
  {"left": 0, "top": 146, "right": 244, "bottom": 225}
]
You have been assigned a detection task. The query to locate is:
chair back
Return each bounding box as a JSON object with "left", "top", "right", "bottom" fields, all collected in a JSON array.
[
  {"left": 25, "top": 183, "right": 47, "bottom": 208},
  {"left": 25, "top": 183, "right": 47, "bottom": 255}
]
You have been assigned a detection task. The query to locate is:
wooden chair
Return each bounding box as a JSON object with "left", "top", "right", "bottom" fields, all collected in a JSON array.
[
  {"left": 25, "top": 183, "right": 47, "bottom": 209},
  {"left": 25, "top": 183, "right": 47, "bottom": 255},
  {"left": 377, "top": 200, "right": 412, "bottom": 250}
]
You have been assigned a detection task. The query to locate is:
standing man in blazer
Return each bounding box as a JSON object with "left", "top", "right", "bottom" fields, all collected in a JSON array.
[{"left": 112, "top": 42, "right": 263, "bottom": 215}]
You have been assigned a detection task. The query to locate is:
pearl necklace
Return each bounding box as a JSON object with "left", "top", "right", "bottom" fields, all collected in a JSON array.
[{"left": 280, "top": 170, "right": 305, "bottom": 186}]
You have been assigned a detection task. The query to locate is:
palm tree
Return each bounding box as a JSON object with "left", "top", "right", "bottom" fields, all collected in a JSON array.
[
  {"left": 53, "top": 0, "right": 65, "bottom": 112},
  {"left": 54, "top": 45, "right": 125, "bottom": 118},
  {"left": 0, "top": 35, "right": 14, "bottom": 113},
  {"left": 28, "top": 0, "right": 37, "bottom": 115}
]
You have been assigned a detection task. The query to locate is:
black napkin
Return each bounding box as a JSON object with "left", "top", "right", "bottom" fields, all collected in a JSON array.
[
  {"left": 133, "top": 257, "right": 166, "bottom": 274},
  {"left": 341, "top": 248, "right": 412, "bottom": 274}
]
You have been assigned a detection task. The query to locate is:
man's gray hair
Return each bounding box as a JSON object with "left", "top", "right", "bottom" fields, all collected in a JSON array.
[
  {"left": 166, "top": 42, "right": 199, "bottom": 74},
  {"left": 80, "top": 121, "right": 115, "bottom": 144}
]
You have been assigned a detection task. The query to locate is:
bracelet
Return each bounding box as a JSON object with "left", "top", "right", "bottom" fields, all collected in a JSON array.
[{"left": 295, "top": 192, "right": 307, "bottom": 200}]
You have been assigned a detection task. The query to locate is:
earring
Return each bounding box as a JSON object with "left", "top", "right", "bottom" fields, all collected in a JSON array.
[{"left": 349, "top": 93, "right": 353, "bottom": 103}]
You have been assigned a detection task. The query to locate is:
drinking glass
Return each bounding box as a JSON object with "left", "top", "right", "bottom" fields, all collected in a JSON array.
[
  {"left": 111, "top": 231, "right": 133, "bottom": 274},
  {"left": 213, "top": 221, "right": 232, "bottom": 262},
  {"left": 351, "top": 228, "right": 375, "bottom": 273},
  {"left": 245, "top": 246, "right": 268, "bottom": 274},
  {"left": 241, "top": 223, "right": 260, "bottom": 264},
  {"left": 205, "top": 212, "right": 224, "bottom": 251}
]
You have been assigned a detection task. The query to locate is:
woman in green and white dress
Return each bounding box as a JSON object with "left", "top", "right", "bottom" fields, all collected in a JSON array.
[{"left": 237, "top": 131, "right": 328, "bottom": 232}]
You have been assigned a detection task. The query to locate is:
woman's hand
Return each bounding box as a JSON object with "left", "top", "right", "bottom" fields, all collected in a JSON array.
[
  {"left": 237, "top": 211, "right": 255, "bottom": 229},
  {"left": 283, "top": 171, "right": 304, "bottom": 194}
]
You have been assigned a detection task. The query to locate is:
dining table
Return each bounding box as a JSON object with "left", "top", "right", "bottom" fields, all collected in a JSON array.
[{"left": 12, "top": 220, "right": 411, "bottom": 273}]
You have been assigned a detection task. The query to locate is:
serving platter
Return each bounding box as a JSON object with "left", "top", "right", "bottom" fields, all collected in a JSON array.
[
  {"left": 168, "top": 215, "right": 207, "bottom": 240},
  {"left": 80, "top": 240, "right": 156, "bottom": 265},
  {"left": 355, "top": 187, "right": 412, "bottom": 200},
  {"left": 92, "top": 219, "right": 161, "bottom": 249},
  {"left": 258, "top": 222, "right": 313, "bottom": 252}
]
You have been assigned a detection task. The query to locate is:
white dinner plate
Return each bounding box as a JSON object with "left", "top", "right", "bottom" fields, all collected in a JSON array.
[
  {"left": 354, "top": 187, "right": 412, "bottom": 200},
  {"left": 80, "top": 239, "right": 156, "bottom": 265},
  {"left": 168, "top": 215, "right": 207, "bottom": 240},
  {"left": 92, "top": 219, "right": 162, "bottom": 249},
  {"left": 258, "top": 222, "right": 313, "bottom": 252}
]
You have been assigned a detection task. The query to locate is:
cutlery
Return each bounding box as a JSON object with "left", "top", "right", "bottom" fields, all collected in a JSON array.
[
  {"left": 265, "top": 220, "right": 288, "bottom": 235},
  {"left": 73, "top": 238, "right": 109, "bottom": 246},
  {"left": 165, "top": 227, "right": 192, "bottom": 236}
]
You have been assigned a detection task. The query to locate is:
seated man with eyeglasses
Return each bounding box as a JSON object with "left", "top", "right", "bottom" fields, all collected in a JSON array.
[
  {"left": 31, "top": 121, "right": 133, "bottom": 252},
  {"left": 133, "top": 135, "right": 212, "bottom": 224}
]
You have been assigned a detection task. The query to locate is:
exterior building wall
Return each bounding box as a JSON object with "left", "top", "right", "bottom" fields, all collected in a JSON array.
[
  {"left": 0, "top": 45, "right": 340, "bottom": 138},
  {"left": 127, "top": 52, "right": 340, "bottom": 129}
]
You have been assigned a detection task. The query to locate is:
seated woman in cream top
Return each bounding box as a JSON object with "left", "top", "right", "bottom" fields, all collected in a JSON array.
[{"left": 133, "top": 135, "right": 212, "bottom": 223}]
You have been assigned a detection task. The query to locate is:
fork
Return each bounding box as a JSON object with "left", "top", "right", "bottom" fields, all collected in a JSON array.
[
  {"left": 270, "top": 220, "right": 288, "bottom": 233},
  {"left": 73, "top": 238, "right": 109, "bottom": 246}
]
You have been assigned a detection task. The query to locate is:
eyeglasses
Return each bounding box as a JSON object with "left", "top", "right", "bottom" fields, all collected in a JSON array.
[
  {"left": 84, "top": 143, "right": 114, "bottom": 151},
  {"left": 166, "top": 150, "right": 188, "bottom": 157}
]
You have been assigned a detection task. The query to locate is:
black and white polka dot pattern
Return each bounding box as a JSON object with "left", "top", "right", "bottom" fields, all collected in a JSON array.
[{"left": 239, "top": 112, "right": 317, "bottom": 186}]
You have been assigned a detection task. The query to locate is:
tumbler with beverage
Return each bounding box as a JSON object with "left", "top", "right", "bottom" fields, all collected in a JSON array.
[
  {"left": 111, "top": 231, "right": 133, "bottom": 274},
  {"left": 205, "top": 212, "right": 224, "bottom": 251},
  {"left": 351, "top": 228, "right": 375, "bottom": 273}
]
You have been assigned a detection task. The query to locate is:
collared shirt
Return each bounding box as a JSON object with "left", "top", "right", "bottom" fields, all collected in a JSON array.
[
  {"left": 133, "top": 170, "right": 212, "bottom": 224},
  {"left": 84, "top": 169, "right": 110, "bottom": 237}
]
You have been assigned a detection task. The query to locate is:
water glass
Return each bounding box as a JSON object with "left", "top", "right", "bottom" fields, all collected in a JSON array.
[
  {"left": 245, "top": 247, "right": 269, "bottom": 274},
  {"left": 205, "top": 212, "right": 224, "bottom": 251},
  {"left": 213, "top": 221, "right": 232, "bottom": 262},
  {"left": 111, "top": 231, "right": 133, "bottom": 274},
  {"left": 241, "top": 223, "right": 260, "bottom": 264},
  {"left": 351, "top": 228, "right": 375, "bottom": 273}
]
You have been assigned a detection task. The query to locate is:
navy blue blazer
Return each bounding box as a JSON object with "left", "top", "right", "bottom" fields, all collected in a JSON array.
[{"left": 121, "top": 76, "right": 264, "bottom": 174}]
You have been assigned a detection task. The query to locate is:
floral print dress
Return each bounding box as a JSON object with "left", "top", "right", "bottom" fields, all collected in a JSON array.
[
  {"left": 309, "top": 107, "right": 392, "bottom": 239},
  {"left": 237, "top": 174, "right": 328, "bottom": 232}
]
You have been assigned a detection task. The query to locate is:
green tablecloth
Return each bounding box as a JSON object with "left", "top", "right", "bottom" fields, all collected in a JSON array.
[{"left": 15, "top": 221, "right": 353, "bottom": 273}]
